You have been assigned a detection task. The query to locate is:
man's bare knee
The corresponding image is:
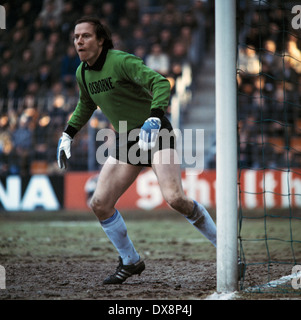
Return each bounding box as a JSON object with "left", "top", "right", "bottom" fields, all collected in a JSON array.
[
  {"left": 165, "top": 194, "right": 189, "bottom": 213},
  {"left": 90, "top": 196, "right": 114, "bottom": 220}
]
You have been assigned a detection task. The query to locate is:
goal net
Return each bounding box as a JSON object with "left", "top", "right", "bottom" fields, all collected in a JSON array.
[{"left": 237, "top": 0, "right": 301, "bottom": 294}]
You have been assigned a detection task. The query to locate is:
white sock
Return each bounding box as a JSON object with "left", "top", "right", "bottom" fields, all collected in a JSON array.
[
  {"left": 100, "top": 209, "right": 140, "bottom": 265},
  {"left": 185, "top": 201, "right": 217, "bottom": 247}
]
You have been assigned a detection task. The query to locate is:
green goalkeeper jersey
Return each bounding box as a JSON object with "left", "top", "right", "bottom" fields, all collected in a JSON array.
[{"left": 67, "top": 49, "right": 171, "bottom": 133}]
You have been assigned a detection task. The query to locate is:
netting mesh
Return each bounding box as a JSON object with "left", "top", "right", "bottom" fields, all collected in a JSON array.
[{"left": 237, "top": 0, "right": 301, "bottom": 294}]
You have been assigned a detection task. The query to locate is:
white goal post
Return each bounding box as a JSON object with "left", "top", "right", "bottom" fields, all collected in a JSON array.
[{"left": 215, "top": 0, "right": 238, "bottom": 292}]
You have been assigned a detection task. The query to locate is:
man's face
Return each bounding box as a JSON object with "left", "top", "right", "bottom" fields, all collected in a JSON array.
[{"left": 74, "top": 22, "right": 104, "bottom": 65}]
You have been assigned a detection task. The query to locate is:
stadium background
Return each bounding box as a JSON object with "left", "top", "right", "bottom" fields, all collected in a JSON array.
[
  {"left": 1, "top": 0, "right": 299, "bottom": 210},
  {"left": 0, "top": 0, "right": 301, "bottom": 300}
]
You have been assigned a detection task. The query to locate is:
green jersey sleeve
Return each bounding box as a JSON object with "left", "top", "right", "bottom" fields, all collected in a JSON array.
[{"left": 67, "top": 64, "right": 97, "bottom": 131}]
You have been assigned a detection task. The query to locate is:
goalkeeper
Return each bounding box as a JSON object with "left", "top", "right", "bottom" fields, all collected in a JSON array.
[{"left": 57, "top": 16, "right": 217, "bottom": 285}]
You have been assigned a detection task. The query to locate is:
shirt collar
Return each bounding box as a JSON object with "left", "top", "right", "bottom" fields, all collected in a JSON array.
[{"left": 84, "top": 47, "right": 109, "bottom": 71}]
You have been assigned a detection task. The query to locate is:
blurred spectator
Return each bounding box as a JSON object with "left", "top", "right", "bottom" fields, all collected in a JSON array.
[
  {"left": 0, "top": 130, "right": 16, "bottom": 175},
  {"left": 42, "top": 44, "right": 62, "bottom": 83},
  {"left": 111, "top": 32, "right": 127, "bottom": 51},
  {"left": 19, "top": 1, "right": 38, "bottom": 27},
  {"left": 158, "top": 29, "right": 174, "bottom": 55},
  {"left": 238, "top": 45, "right": 260, "bottom": 75},
  {"left": 193, "top": 0, "right": 210, "bottom": 51},
  {"left": 238, "top": 125, "right": 253, "bottom": 168},
  {"left": 140, "top": 13, "right": 159, "bottom": 44},
  {"left": 182, "top": 10, "right": 198, "bottom": 30},
  {"left": 285, "top": 39, "right": 301, "bottom": 74},
  {"left": 28, "top": 31, "right": 48, "bottom": 69},
  {"left": 30, "top": 17, "right": 49, "bottom": 40},
  {"left": 169, "top": 61, "right": 183, "bottom": 82},
  {"left": 244, "top": 12, "right": 262, "bottom": 49},
  {"left": 45, "top": 16, "right": 61, "bottom": 35},
  {"left": 49, "top": 94, "right": 68, "bottom": 129},
  {"left": 12, "top": 114, "right": 33, "bottom": 175},
  {"left": 61, "top": 45, "right": 80, "bottom": 90},
  {"left": 44, "top": 81, "right": 64, "bottom": 113},
  {"left": 98, "top": 2, "right": 118, "bottom": 28},
  {"left": 35, "top": 64, "right": 54, "bottom": 97},
  {"left": 60, "top": 1, "right": 80, "bottom": 41},
  {"left": 82, "top": 2, "right": 96, "bottom": 17},
  {"left": 34, "top": 113, "right": 51, "bottom": 161},
  {"left": 48, "top": 31, "right": 66, "bottom": 58},
  {"left": 261, "top": 39, "right": 283, "bottom": 76},
  {"left": 177, "top": 25, "right": 193, "bottom": 50},
  {"left": 11, "top": 18, "right": 30, "bottom": 43},
  {"left": 133, "top": 45, "right": 147, "bottom": 61},
  {"left": 170, "top": 40, "right": 188, "bottom": 65},
  {"left": 39, "top": 0, "right": 63, "bottom": 26},
  {"left": 0, "top": 63, "right": 13, "bottom": 97},
  {"left": 160, "top": 1, "right": 182, "bottom": 29},
  {"left": 9, "top": 28, "right": 28, "bottom": 61},
  {"left": 145, "top": 42, "right": 170, "bottom": 76},
  {"left": 0, "top": 48, "right": 14, "bottom": 66},
  {"left": 25, "top": 82, "right": 41, "bottom": 98},
  {"left": 250, "top": 133, "right": 283, "bottom": 169},
  {"left": 281, "top": 58, "right": 299, "bottom": 98},
  {"left": 117, "top": 16, "right": 133, "bottom": 47},
  {"left": 17, "top": 48, "right": 37, "bottom": 88},
  {"left": 6, "top": 79, "right": 23, "bottom": 102},
  {"left": 124, "top": 0, "right": 140, "bottom": 26},
  {"left": 127, "top": 26, "right": 149, "bottom": 53}
]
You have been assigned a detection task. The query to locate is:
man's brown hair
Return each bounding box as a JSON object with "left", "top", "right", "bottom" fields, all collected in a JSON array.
[{"left": 75, "top": 16, "right": 114, "bottom": 49}]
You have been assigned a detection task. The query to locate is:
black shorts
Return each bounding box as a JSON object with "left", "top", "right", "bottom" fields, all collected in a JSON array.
[{"left": 112, "top": 116, "right": 176, "bottom": 167}]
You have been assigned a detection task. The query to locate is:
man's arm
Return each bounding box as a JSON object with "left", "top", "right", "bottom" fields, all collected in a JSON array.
[
  {"left": 66, "top": 65, "right": 97, "bottom": 135},
  {"left": 57, "top": 64, "right": 97, "bottom": 169}
]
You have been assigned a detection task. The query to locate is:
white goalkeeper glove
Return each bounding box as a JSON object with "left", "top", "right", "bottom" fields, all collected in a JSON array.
[
  {"left": 57, "top": 132, "right": 73, "bottom": 169},
  {"left": 138, "top": 117, "right": 161, "bottom": 151}
]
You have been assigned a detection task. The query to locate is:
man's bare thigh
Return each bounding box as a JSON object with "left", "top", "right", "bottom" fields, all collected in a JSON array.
[{"left": 91, "top": 156, "right": 142, "bottom": 215}]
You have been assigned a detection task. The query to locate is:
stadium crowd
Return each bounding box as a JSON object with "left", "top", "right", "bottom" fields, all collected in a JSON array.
[
  {"left": 0, "top": 0, "right": 299, "bottom": 175},
  {"left": 236, "top": 2, "right": 301, "bottom": 170},
  {"left": 0, "top": 0, "right": 213, "bottom": 175}
]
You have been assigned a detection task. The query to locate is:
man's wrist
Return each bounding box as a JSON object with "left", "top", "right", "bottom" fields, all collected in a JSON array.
[
  {"left": 64, "top": 125, "right": 78, "bottom": 139},
  {"left": 150, "top": 108, "right": 164, "bottom": 120}
]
